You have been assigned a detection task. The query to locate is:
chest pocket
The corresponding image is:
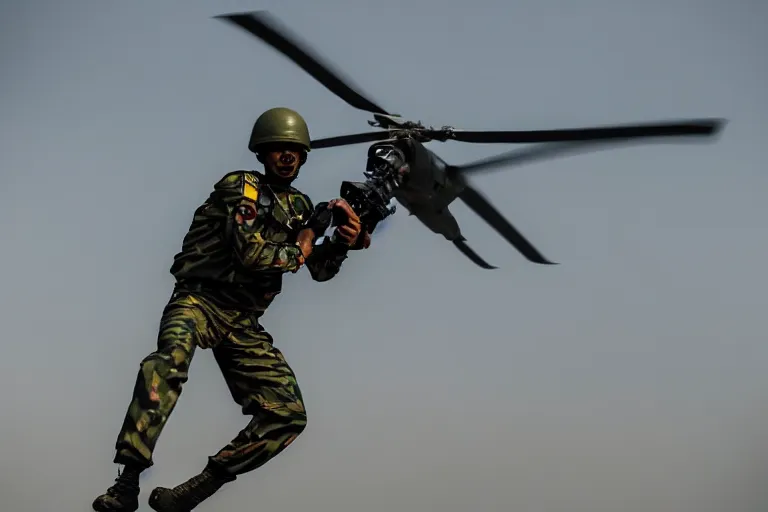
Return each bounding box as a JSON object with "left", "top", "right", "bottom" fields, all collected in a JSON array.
[
  {"left": 273, "top": 190, "right": 310, "bottom": 229},
  {"left": 261, "top": 188, "right": 310, "bottom": 242}
]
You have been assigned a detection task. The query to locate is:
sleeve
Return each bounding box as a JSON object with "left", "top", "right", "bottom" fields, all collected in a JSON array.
[
  {"left": 304, "top": 234, "right": 351, "bottom": 282},
  {"left": 215, "top": 172, "right": 303, "bottom": 273}
]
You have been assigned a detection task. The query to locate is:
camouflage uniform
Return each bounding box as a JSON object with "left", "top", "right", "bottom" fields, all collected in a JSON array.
[
  {"left": 116, "top": 169, "right": 347, "bottom": 469},
  {"left": 94, "top": 170, "right": 353, "bottom": 512}
]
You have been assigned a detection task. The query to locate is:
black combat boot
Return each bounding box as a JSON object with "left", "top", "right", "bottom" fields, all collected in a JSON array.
[
  {"left": 148, "top": 460, "right": 235, "bottom": 512},
  {"left": 92, "top": 465, "right": 142, "bottom": 512}
]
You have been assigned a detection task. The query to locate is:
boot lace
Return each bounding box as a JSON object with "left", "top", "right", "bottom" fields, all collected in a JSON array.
[{"left": 108, "top": 469, "right": 140, "bottom": 497}]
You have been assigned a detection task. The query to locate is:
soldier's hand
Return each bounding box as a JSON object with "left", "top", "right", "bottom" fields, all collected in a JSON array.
[{"left": 328, "top": 198, "right": 361, "bottom": 246}]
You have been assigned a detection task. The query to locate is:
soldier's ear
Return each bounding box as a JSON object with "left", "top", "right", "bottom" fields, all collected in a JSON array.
[
  {"left": 256, "top": 153, "right": 265, "bottom": 164},
  {"left": 299, "top": 152, "right": 307, "bottom": 166}
]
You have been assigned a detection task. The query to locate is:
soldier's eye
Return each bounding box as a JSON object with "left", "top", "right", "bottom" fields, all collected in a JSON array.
[{"left": 237, "top": 204, "right": 257, "bottom": 221}]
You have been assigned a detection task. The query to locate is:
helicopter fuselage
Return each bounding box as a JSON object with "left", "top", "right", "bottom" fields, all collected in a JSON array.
[{"left": 388, "top": 138, "right": 466, "bottom": 241}]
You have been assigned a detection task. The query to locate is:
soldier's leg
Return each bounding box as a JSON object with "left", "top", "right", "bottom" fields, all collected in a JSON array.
[
  {"left": 93, "top": 294, "right": 215, "bottom": 512},
  {"left": 148, "top": 322, "right": 306, "bottom": 511},
  {"left": 209, "top": 325, "right": 307, "bottom": 474}
]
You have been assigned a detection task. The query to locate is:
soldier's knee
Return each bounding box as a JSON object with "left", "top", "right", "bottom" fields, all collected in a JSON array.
[
  {"left": 140, "top": 352, "right": 168, "bottom": 372},
  {"left": 139, "top": 350, "right": 189, "bottom": 385},
  {"left": 139, "top": 353, "right": 158, "bottom": 373},
  {"left": 270, "top": 409, "right": 307, "bottom": 434},
  {"left": 290, "top": 410, "right": 307, "bottom": 434},
  {"left": 278, "top": 412, "right": 306, "bottom": 450}
]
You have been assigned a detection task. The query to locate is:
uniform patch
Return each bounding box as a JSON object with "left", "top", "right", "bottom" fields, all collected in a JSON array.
[{"left": 244, "top": 182, "right": 259, "bottom": 202}]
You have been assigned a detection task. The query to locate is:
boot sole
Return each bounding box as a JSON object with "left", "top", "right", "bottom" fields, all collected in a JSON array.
[
  {"left": 92, "top": 499, "right": 139, "bottom": 512},
  {"left": 148, "top": 487, "right": 176, "bottom": 512}
]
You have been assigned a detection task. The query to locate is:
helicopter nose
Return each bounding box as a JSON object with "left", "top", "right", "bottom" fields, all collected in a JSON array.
[{"left": 279, "top": 153, "right": 296, "bottom": 165}]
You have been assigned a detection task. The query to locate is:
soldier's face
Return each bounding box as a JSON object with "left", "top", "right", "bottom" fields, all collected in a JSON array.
[{"left": 260, "top": 143, "right": 306, "bottom": 180}]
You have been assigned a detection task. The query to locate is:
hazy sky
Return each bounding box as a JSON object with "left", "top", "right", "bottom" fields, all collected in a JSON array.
[{"left": 1, "top": 1, "right": 767, "bottom": 511}]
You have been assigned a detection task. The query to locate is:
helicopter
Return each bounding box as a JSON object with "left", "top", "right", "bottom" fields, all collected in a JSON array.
[{"left": 215, "top": 11, "right": 725, "bottom": 269}]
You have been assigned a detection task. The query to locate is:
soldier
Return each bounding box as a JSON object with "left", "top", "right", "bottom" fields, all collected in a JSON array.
[{"left": 92, "top": 107, "right": 370, "bottom": 512}]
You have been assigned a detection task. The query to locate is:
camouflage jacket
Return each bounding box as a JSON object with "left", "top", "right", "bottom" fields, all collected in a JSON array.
[{"left": 170, "top": 170, "right": 351, "bottom": 312}]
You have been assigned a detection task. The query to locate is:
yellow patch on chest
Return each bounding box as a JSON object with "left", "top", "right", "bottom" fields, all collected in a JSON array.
[{"left": 244, "top": 182, "right": 259, "bottom": 202}]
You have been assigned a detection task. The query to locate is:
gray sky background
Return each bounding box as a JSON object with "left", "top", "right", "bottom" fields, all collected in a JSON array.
[{"left": 1, "top": 0, "right": 767, "bottom": 511}]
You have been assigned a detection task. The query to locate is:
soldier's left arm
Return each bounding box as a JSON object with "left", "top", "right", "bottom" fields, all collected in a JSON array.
[{"left": 301, "top": 198, "right": 369, "bottom": 282}]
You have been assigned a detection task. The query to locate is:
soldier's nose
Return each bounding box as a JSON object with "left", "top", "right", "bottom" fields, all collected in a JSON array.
[{"left": 279, "top": 153, "right": 296, "bottom": 165}]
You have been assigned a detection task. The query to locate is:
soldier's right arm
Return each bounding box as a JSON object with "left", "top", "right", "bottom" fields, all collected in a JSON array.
[{"left": 214, "top": 172, "right": 304, "bottom": 273}]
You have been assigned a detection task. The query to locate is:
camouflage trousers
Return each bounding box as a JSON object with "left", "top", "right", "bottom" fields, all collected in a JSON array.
[{"left": 113, "top": 290, "right": 307, "bottom": 476}]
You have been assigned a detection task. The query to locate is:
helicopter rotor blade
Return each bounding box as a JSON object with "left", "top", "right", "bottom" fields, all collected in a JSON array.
[
  {"left": 458, "top": 186, "right": 556, "bottom": 265},
  {"left": 442, "top": 118, "right": 725, "bottom": 144},
  {"left": 448, "top": 130, "right": 720, "bottom": 176},
  {"left": 448, "top": 142, "right": 595, "bottom": 175},
  {"left": 311, "top": 130, "right": 392, "bottom": 149},
  {"left": 453, "top": 237, "right": 497, "bottom": 270},
  {"left": 215, "top": 11, "right": 390, "bottom": 115}
]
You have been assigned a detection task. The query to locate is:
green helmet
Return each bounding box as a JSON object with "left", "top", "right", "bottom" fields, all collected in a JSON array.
[{"left": 248, "top": 107, "right": 311, "bottom": 153}]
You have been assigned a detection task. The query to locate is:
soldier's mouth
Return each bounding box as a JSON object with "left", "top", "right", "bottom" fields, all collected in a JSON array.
[{"left": 274, "top": 166, "right": 296, "bottom": 176}]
